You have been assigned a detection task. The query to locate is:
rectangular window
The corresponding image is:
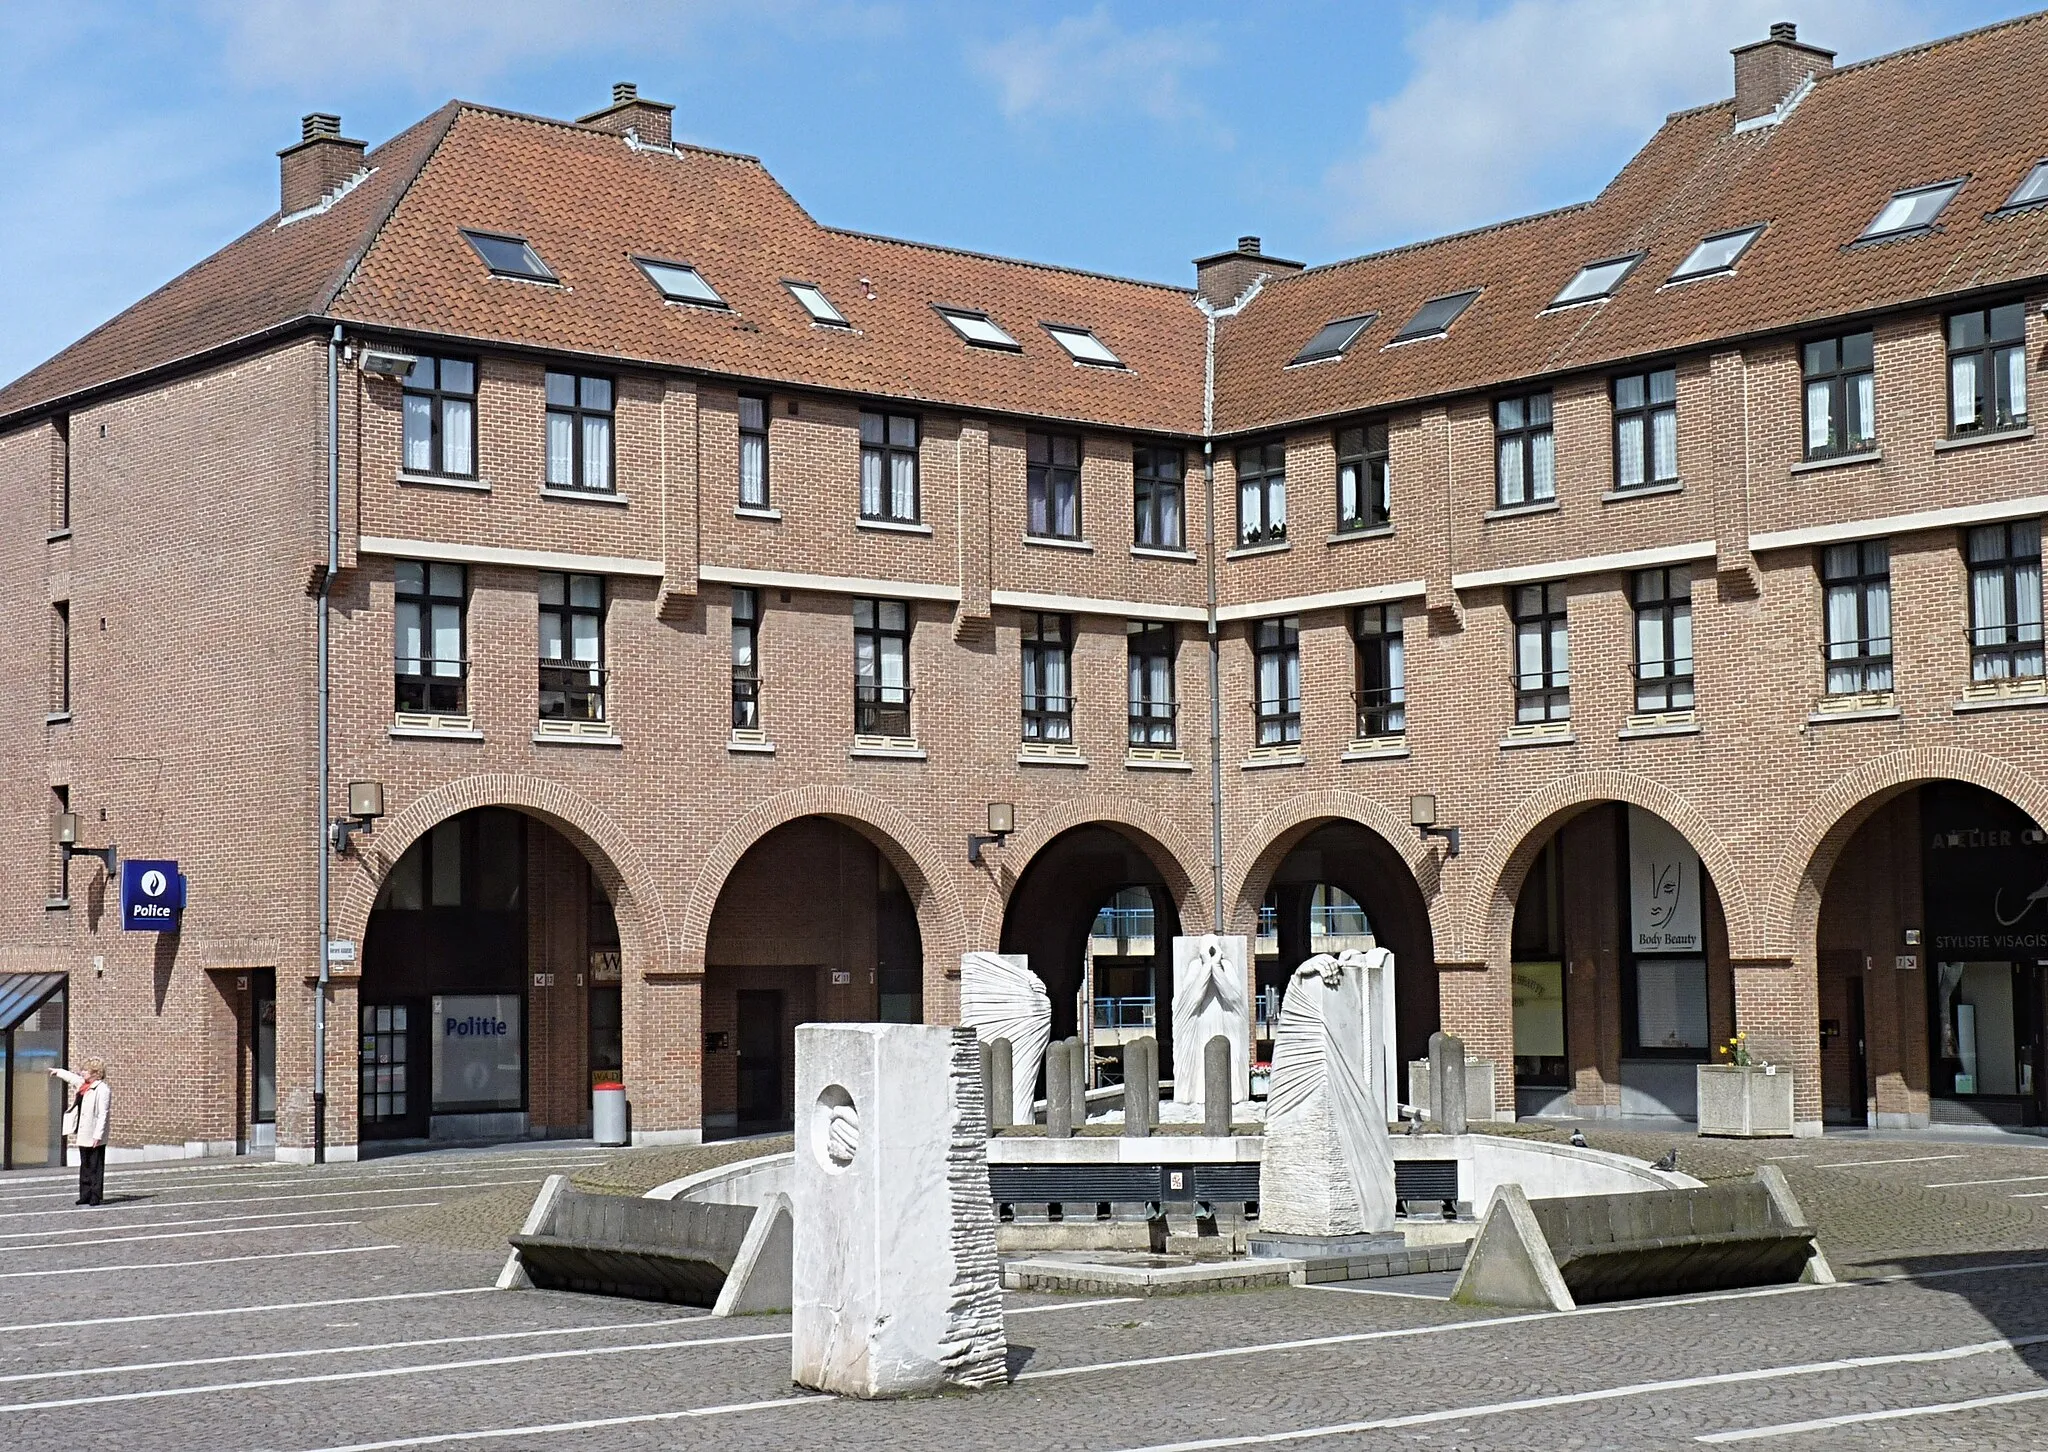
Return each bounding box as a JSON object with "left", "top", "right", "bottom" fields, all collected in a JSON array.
[
  {"left": 1236, "top": 439, "right": 1286, "bottom": 545},
  {"left": 1947, "top": 303, "right": 2028, "bottom": 436},
  {"left": 731, "top": 587, "right": 760, "bottom": 731},
  {"left": 402, "top": 356, "right": 477, "bottom": 478},
  {"left": 1133, "top": 444, "right": 1184, "bottom": 549},
  {"left": 49, "top": 602, "right": 69, "bottom": 715},
  {"left": 1821, "top": 540, "right": 1892, "bottom": 696},
  {"left": 859, "top": 410, "right": 919, "bottom": 522},
  {"left": 544, "top": 371, "right": 614, "bottom": 492},
  {"left": 1253, "top": 616, "right": 1302, "bottom": 747},
  {"left": 1353, "top": 604, "right": 1405, "bottom": 738},
  {"left": 1512, "top": 582, "right": 1571, "bottom": 723},
  {"left": 50, "top": 784, "right": 68, "bottom": 902},
  {"left": 738, "top": 394, "right": 769, "bottom": 507},
  {"left": 1028, "top": 430, "right": 1083, "bottom": 539},
  {"left": 1801, "top": 331, "right": 1875, "bottom": 459},
  {"left": 1494, "top": 391, "right": 1555, "bottom": 506},
  {"left": 1335, "top": 422, "right": 1390, "bottom": 531},
  {"left": 538, "top": 572, "right": 606, "bottom": 722},
  {"left": 394, "top": 561, "right": 467, "bottom": 715},
  {"left": 1967, "top": 522, "right": 2044, "bottom": 682},
  {"left": 53, "top": 415, "right": 70, "bottom": 532},
  {"left": 1612, "top": 368, "right": 1678, "bottom": 490},
  {"left": 1127, "top": 621, "right": 1177, "bottom": 746},
  {"left": 1020, "top": 612, "right": 1074, "bottom": 743},
  {"left": 1632, "top": 567, "right": 1694, "bottom": 713},
  {"left": 854, "top": 598, "right": 912, "bottom": 738}
]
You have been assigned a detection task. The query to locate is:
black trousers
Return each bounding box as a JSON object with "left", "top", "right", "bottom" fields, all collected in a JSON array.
[{"left": 77, "top": 1145, "right": 105, "bottom": 1205}]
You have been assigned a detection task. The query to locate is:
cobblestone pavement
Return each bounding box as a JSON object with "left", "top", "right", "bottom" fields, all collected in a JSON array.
[{"left": 1, "top": 1135, "right": 2045, "bottom": 1449}]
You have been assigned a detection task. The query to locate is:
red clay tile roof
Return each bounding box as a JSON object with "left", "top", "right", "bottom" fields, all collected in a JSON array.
[{"left": 1212, "top": 11, "right": 2048, "bottom": 434}]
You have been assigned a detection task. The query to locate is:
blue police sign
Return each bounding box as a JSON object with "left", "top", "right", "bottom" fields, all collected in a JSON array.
[{"left": 121, "top": 859, "right": 186, "bottom": 932}]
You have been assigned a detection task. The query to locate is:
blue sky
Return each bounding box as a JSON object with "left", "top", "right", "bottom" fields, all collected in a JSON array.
[{"left": 0, "top": 0, "right": 2035, "bottom": 388}]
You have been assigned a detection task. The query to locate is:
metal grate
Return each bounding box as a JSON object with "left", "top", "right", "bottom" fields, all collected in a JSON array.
[{"left": 1395, "top": 1159, "right": 1459, "bottom": 1202}]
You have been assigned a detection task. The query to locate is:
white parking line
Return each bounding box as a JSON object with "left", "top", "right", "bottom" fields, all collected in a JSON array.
[
  {"left": 0, "top": 1203, "right": 435, "bottom": 1241},
  {"left": 1104, "top": 1333, "right": 2048, "bottom": 1451},
  {"left": 1924, "top": 1174, "right": 2048, "bottom": 1189},
  {"left": 0, "top": 1286, "right": 492, "bottom": 1333},
  {"left": 0, "top": 1180, "right": 553, "bottom": 1221},
  {"left": 1300, "top": 1282, "right": 1450, "bottom": 1302},
  {"left": 1008, "top": 1297, "right": 1139, "bottom": 1315},
  {"left": 0, "top": 1328, "right": 789, "bottom": 1412},
  {"left": 0, "top": 1155, "right": 606, "bottom": 1200},
  {"left": 1699, "top": 1385, "right": 2048, "bottom": 1441},
  {"left": 1815, "top": 1154, "right": 1969, "bottom": 1170},
  {"left": 0, "top": 1218, "right": 370, "bottom": 1255},
  {"left": 296, "top": 1393, "right": 824, "bottom": 1452},
  {"left": 0, "top": 1243, "right": 399, "bottom": 1279}
]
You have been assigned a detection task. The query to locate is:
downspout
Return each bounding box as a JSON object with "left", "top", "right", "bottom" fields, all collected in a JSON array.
[{"left": 316, "top": 324, "right": 341, "bottom": 1164}]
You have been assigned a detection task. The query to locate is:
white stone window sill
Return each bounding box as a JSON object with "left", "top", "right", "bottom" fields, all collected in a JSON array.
[
  {"left": 1226, "top": 538, "right": 1291, "bottom": 559},
  {"left": 1018, "top": 750, "right": 1089, "bottom": 768},
  {"left": 1240, "top": 750, "right": 1305, "bottom": 770},
  {"left": 1789, "top": 449, "right": 1881, "bottom": 476},
  {"left": 46, "top": 528, "right": 71, "bottom": 543},
  {"left": 532, "top": 729, "right": 622, "bottom": 747},
  {"left": 397, "top": 470, "right": 490, "bottom": 492},
  {"left": 849, "top": 740, "right": 927, "bottom": 760},
  {"left": 1132, "top": 545, "right": 1198, "bottom": 562},
  {"left": 859, "top": 517, "right": 933, "bottom": 536},
  {"left": 1603, "top": 479, "right": 1683, "bottom": 504},
  {"left": 735, "top": 504, "right": 783, "bottom": 521},
  {"left": 45, "top": 897, "right": 70, "bottom": 912},
  {"left": 1024, "top": 534, "right": 1093, "bottom": 552},
  {"left": 1329, "top": 524, "right": 1394, "bottom": 545},
  {"left": 728, "top": 734, "right": 775, "bottom": 754},
  {"left": 1484, "top": 498, "right": 1560, "bottom": 521},
  {"left": 541, "top": 486, "right": 627, "bottom": 506},
  {"left": 1807, "top": 703, "right": 1902, "bottom": 725},
  {"left": 390, "top": 723, "right": 485, "bottom": 741},
  {"left": 1954, "top": 689, "right": 2048, "bottom": 715},
  {"left": 1934, "top": 425, "right": 2033, "bottom": 453},
  {"left": 1125, "top": 751, "right": 1193, "bottom": 771},
  {"left": 1617, "top": 712, "right": 1700, "bottom": 740},
  {"left": 1500, "top": 726, "right": 1575, "bottom": 749},
  {"left": 45, "top": 711, "right": 71, "bottom": 726},
  {"left": 1341, "top": 736, "right": 1409, "bottom": 761}
]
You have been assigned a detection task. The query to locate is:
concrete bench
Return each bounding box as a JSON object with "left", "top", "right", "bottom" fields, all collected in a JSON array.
[
  {"left": 498, "top": 1174, "right": 790, "bottom": 1316},
  {"left": 1451, "top": 1165, "right": 1833, "bottom": 1311}
]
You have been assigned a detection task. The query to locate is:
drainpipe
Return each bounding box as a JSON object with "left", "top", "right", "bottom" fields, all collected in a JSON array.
[{"left": 315, "top": 324, "right": 341, "bottom": 1164}]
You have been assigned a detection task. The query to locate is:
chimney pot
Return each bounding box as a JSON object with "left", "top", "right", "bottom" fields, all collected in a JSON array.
[
  {"left": 1238, "top": 235, "right": 1261, "bottom": 254},
  {"left": 1193, "top": 236, "right": 1301, "bottom": 310},
  {"left": 302, "top": 112, "right": 342, "bottom": 142},
  {"left": 612, "top": 81, "right": 638, "bottom": 106},
  {"left": 1770, "top": 21, "right": 1797, "bottom": 42},
  {"left": 579, "top": 83, "right": 675, "bottom": 149},
  {"left": 1732, "top": 23, "right": 1834, "bottom": 126},
  {"left": 279, "top": 113, "right": 365, "bottom": 214}
]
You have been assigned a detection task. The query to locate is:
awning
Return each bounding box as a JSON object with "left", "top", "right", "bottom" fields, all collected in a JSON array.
[{"left": 0, "top": 973, "right": 65, "bottom": 1033}]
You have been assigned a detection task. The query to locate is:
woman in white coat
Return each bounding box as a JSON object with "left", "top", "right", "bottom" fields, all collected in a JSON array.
[{"left": 50, "top": 1058, "right": 110, "bottom": 1206}]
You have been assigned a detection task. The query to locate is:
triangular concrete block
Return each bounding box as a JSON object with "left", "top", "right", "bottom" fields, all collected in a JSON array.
[
  {"left": 1449, "top": 1183, "right": 1574, "bottom": 1311},
  {"left": 713, "top": 1191, "right": 793, "bottom": 1316}
]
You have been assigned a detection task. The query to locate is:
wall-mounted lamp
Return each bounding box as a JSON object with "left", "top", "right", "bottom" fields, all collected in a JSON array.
[
  {"left": 968, "top": 801, "right": 1015, "bottom": 865},
  {"left": 329, "top": 780, "right": 386, "bottom": 855},
  {"left": 358, "top": 347, "right": 418, "bottom": 380},
  {"left": 1903, "top": 927, "right": 1922, "bottom": 946},
  {"left": 55, "top": 811, "right": 117, "bottom": 899},
  {"left": 1410, "top": 793, "right": 1461, "bottom": 857}
]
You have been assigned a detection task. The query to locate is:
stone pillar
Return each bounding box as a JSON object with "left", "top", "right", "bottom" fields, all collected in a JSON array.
[
  {"left": 986, "top": 1038, "right": 1013, "bottom": 1129},
  {"left": 1170, "top": 935, "right": 1251, "bottom": 1111},
  {"left": 1124, "top": 1036, "right": 1156, "bottom": 1137},
  {"left": 791, "top": 1023, "right": 1007, "bottom": 1397},
  {"left": 1203, "top": 1036, "right": 1230, "bottom": 1136},
  {"left": 1067, "top": 1034, "right": 1087, "bottom": 1122},
  {"left": 1046, "top": 1039, "right": 1073, "bottom": 1138},
  {"left": 1429, "top": 1031, "right": 1468, "bottom": 1134},
  {"left": 958, "top": 952, "right": 1048, "bottom": 1126}
]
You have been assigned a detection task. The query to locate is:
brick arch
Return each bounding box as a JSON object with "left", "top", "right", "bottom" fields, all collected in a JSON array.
[
  {"left": 333, "top": 773, "right": 671, "bottom": 976},
  {"left": 677, "top": 785, "right": 967, "bottom": 977},
  {"left": 1462, "top": 770, "right": 1761, "bottom": 966},
  {"left": 1771, "top": 746, "right": 2048, "bottom": 957},
  {"left": 977, "top": 798, "right": 1211, "bottom": 949},
  {"left": 1224, "top": 788, "right": 1442, "bottom": 940}
]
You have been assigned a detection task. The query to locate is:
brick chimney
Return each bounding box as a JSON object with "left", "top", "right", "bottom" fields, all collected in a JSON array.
[
  {"left": 278, "top": 113, "right": 366, "bottom": 214},
  {"left": 1193, "top": 236, "right": 1303, "bottom": 311},
  {"left": 578, "top": 82, "right": 676, "bottom": 149},
  {"left": 1732, "top": 22, "right": 1834, "bottom": 125}
]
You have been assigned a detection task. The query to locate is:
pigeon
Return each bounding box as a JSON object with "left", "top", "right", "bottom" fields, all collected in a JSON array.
[
  {"left": 1651, "top": 1148, "right": 1680, "bottom": 1172},
  {"left": 1569, "top": 1129, "right": 1589, "bottom": 1149},
  {"left": 1406, "top": 1113, "right": 1423, "bottom": 1135}
]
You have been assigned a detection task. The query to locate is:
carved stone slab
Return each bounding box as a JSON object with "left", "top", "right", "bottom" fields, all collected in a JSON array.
[
  {"left": 1170, "top": 935, "right": 1250, "bottom": 1108},
  {"left": 959, "top": 951, "right": 1049, "bottom": 1126}
]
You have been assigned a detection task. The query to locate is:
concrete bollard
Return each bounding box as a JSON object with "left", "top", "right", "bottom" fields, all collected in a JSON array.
[
  {"left": 1046, "top": 1039, "right": 1073, "bottom": 1138},
  {"left": 1429, "top": 1031, "right": 1468, "bottom": 1135},
  {"left": 1203, "top": 1034, "right": 1231, "bottom": 1137},
  {"left": 1124, "top": 1036, "right": 1157, "bottom": 1138},
  {"left": 979, "top": 1041, "right": 995, "bottom": 1135},
  {"left": 1067, "top": 1034, "right": 1088, "bottom": 1124},
  {"left": 988, "top": 1037, "right": 1014, "bottom": 1130}
]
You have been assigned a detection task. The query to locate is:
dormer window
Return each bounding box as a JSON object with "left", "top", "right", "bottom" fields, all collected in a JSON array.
[
  {"left": 1668, "top": 225, "right": 1764, "bottom": 283},
  {"left": 786, "top": 281, "right": 849, "bottom": 326},
  {"left": 1044, "top": 324, "right": 1123, "bottom": 368},
  {"left": 1288, "top": 313, "right": 1376, "bottom": 367},
  {"left": 462, "top": 230, "right": 555, "bottom": 282},
  {"left": 935, "top": 307, "right": 1021, "bottom": 351},
  {"left": 1548, "top": 253, "right": 1642, "bottom": 308},
  {"left": 636, "top": 258, "right": 727, "bottom": 307},
  {"left": 1999, "top": 160, "right": 2048, "bottom": 213},
  {"left": 1391, "top": 289, "right": 1480, "bottom": 344},
  {"left": 1857, "top": 180, "right": 1964, "bottom": 242}
]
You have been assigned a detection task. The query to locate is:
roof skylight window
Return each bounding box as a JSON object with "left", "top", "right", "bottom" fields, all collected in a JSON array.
[
  {"left": 935, "top": 306, "right": 1022, "bottom": 351},
  {"left": 1288, "top": 313, "right": 1377, "bottom": 367},
  {"left": 1044, "top": 323, "right": 1124, "bottom": 367},
  {"left": 786, "top": 280, "right": 849, "bottom": 326},
  {"left": 1548, "top": 253, "right": 1643, "bottom": 308},
  {"left": 1668, "top": 225, "right": 1765, "bottom": 282},
  {"left": 1858, "top": 180, "right": 1964, "bottom": 241},
  {"left": 635, "top": 257, "right": 727, "bottom": 307},
  {"left": 1391, "top": 289, "right": 1480, "bottom": 343},
  {"left": 1999, "top": 160, "right": 2048, "bottom": 212},
  {"left": 463, "top": 230, "right": 555, "bottom": 282}
]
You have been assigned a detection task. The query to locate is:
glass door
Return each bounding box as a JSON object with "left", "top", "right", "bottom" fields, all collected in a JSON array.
[{"left": 359, "top": 1000, "right": 428, "bottom": 1139}]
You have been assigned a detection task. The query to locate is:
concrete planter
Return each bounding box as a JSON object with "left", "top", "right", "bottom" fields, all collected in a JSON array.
[{"left": 1696, "top": 1064, "right": 1794, "bottom": 1138}]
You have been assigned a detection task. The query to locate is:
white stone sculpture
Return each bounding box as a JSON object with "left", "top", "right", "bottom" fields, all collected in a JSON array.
[
  {"left": 791, "top": 1022, "right": 1007, "bottom": 1398},
  {"left": 1259, "top": 951, "right": 1397, "bottom": 1236},
  {"left": 958, "top": 951, "right": 1049, "bottom": 1126},
  {"left": 1356, "top": 944, "right": 1400, "bottom": 1122},
  {"left": 1170, "top": 934, "right": 1250, "bottom": 1108}
]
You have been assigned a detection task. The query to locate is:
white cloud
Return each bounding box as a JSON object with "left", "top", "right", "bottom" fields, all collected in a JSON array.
[
  {"left": 1322, "top": 0, "right": 1943, "bottom": 249},
  {"left": 969, "top": 7, "right": 1220, "bottom": 129}
]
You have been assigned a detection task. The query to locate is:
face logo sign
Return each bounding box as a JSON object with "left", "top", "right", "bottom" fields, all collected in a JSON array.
[{"left": 1645, "top": 860, "right": 1684, "bottom": 930}]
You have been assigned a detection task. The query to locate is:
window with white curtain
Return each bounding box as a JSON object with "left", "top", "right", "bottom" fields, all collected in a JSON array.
[
  {"left": 1632, "top": 568, "right": 1693, "bottom": 713},
  {"left": 1968, "top": 522, "right": 2044, "bottom": 682},
  {"left": 545, "top": 371, "right": 614, "bottom": 492},
  {"left": 1028, "top": 430, "right": 1083, "bottom": 539},
  {"left": 1127, "top": 621, "right": 1177, "bottom": 746},
  {"left": 1495, "top": 391, "right": 1555, "bottom": 506},
  {"left": 854, "top": 598, "right": 912, "bottom": 737},
  {"left": 738, "top": 394, "right": 769, "bottom": 507},
  {"left": 401, "top": 356, "right": 476, "bottom": 477},
  {"left": 1133, "top": 444, "right": 1184, "bottom": 550},
  {"left": 1821, "top": 541, "right": 1892, "bottom": 695},
  {"left": 538, "top": 572, "right": 606, "bottom": 721},
  {"left": 1020, "top": 612, "right": 1073, "bottom": 742},
  {"left": 1253, "top": 616, "right": 1301, "bottom": 746},
  {"left": 1947, "top": 303, "right": 2028, "bottom": 436},
  {"left": 394, "top": 560, "right": 466, "bottom": 715},
  {"left": 859, "top": 411, "right": 919, "bottom": 522},
  {"left": 1612, "top": 368, "right": 1677, "bottom": 490},
  {"left": 1801, "top": 332, "right": 1875, "bottom": 459},
  {"left": 1513, "top": 582, "right": 1570, "bottom": 723}
]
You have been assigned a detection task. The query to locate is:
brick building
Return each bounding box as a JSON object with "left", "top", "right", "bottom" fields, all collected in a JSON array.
[{"left": 3, "top": 20, "right": 2048, "bottom": 1162}]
